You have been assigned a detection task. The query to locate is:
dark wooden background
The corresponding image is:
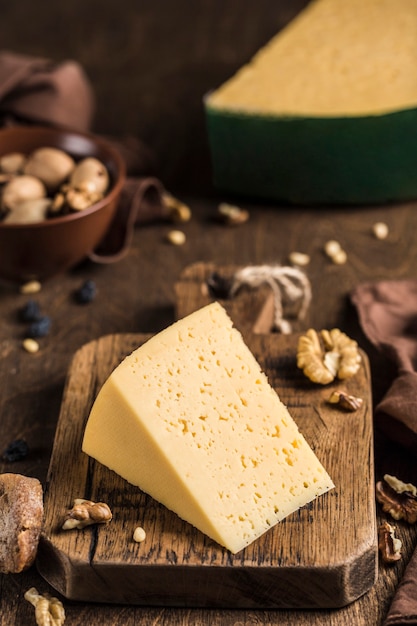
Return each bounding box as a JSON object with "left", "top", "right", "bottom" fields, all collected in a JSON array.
[
  {"left": 0, "top": 1, "right": 416, "bottom": 624},
  {"left": 1, "top": 0, "right": 309, "bottom": 193}
]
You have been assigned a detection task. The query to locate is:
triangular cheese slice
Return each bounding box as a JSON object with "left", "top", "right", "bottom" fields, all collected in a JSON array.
[{"left": 82, "top": 302, "right": 334, "bottom": 553}]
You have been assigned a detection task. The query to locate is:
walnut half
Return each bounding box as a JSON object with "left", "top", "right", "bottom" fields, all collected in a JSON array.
[
  {"left": 378, "top": 521, "right": 402, "bottom": 564},
  {"left": 62, "top": 499, "right": 112, "bottom": 530},
  {"left": 297, "top": 328, "right": 361, "bottom": 384},
  {"left": 375, "top": 477, "right": 417, "bottom": 524}
]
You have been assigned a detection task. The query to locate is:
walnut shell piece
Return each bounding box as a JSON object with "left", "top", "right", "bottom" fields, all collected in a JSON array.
[
  {"left": 375, "top": 478, "right": 417, "bottom": 524},
  {"left": 62, "top": 498, "right": 112, "bottom": 530},
  {"left": 297, "top": 328, "right": 361, "bottom": 384},
  {"left": 328, "top": 390, "right": 364, "bottom": 412},
  {"left": 25, "top": 587, "right": 66, "bottom": 626},
  {"left": 378, "top": 521, "right": 402, "bottom": 564}
]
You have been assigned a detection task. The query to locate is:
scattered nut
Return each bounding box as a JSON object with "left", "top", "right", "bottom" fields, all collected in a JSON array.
[
  {"left": 217, "top": 202, "right": 249, "bottom": 226},
  {"left": 324, "top": 240, "right": 342, "bottom": 257},
  {"left": 24, "top": 587, "right": 65, "bottom": 626},
  {"left": 297, "top": 328, "right": 361, "bottom": 384},
  {"left": 166, "top": 229, "right": 186, "bottom": 245},
  {"left": 62, "top": 498, "right": 112, "bottom": 530},
  {"left": 378, "top": 521, "right": 402, "bottom": 564},
  {"left": 22, "top": 338, "right": 40, "bottom": 353},
  {"left": 375, "top": 477, "right": 417, "bottom": 524},
  {"left": 162, "top": 192, "right": 192, "bottom": 222},
  {"left": 384, "top": 474, "right": 417, "bottom": 496},
  {"left": 372, "top": 221, "right": 389, "bottom": 240},
  {"left": 288, "top": 251, "right": 311, "bottom": 267},
  {"left": 328, "top": 390, "right": 363, "bottom": 411},
  {"left": 324, "top": 239, "right": 347, "bottom": 265},
  {"left": 133, "top": 526, "right": 146, "bottom": 543},
  {"left": 321, "top": 328, "right": 362, "bottom": 379},
  {"left": 297, "top": 329, "right": 334, "bottom": 384},
  {"left": 331, "top": 249, "right": 347, "bottom": 265},
  {"left": 20, "top": 280, "right": 42, "bottom": 294}
]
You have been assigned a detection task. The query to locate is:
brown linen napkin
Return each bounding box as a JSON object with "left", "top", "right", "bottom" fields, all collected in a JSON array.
[
  {"left": 383, "top": 547, "right": 417, "bottom": 625},
  {"left": 351, "top": 280, "right": 417, "bottom": 452},
  {"left": 351, "top": 281, "right": 417, "bottom": 625},
  {"left": 0, "top": 50, "right": 95, "bottom": 131}
]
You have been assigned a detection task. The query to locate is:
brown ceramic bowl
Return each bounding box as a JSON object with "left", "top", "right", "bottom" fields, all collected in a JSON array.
[{"left": 0, "top": 126, "right": 126, "bottom": 283}]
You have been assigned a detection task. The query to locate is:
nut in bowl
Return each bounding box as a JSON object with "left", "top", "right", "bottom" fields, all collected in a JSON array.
[{"left": 0, "top": 126, "right": 126, "bottom": 283}]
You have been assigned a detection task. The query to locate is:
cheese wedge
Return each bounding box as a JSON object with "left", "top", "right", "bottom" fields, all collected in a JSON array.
[
  {"left": 82, "top": 302, "right": 334, "bottom": 553},
  {"left": 205, "top": 0, "right": 417, "bottom": 204}
]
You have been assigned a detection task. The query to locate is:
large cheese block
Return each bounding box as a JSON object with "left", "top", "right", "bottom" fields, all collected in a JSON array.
[
  {"left": 205, "top": 0, "right": 417, "bottom": 204},
  {"left": 82, "top": 302, "right": 334, "bottom": 554}
]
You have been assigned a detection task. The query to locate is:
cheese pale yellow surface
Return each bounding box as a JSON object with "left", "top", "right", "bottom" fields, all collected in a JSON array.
[
  {"left": 82, "top": 303, "right": 334, "bottom": 554},
  {"left": 208, "top": 0, "right": 417, "bottom": 117},
  {"left": 205, "top": 0, "right": 417, "bottom": 204}
]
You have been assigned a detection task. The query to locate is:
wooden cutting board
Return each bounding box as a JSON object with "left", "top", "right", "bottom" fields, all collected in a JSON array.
[{"left": 37, "top": 263, "right": 377, "bottom": 609}]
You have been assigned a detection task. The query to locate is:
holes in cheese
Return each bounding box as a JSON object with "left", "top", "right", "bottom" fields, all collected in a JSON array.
[{"left": 82, "top": 302, "right": 334, "bottom": 554}]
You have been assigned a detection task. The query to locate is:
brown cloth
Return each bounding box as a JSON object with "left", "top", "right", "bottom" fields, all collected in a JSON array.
[
  {"left": 351, "top": 281, "right": 417, "bottom": 626},
  {"left": 383, "top": 547, "right": 417, "bottom": 626},
  {"left": 0, "top": 51, "right": 169, "bottom": 261},
  {"left": 0, "top": 50, "right": 95, "bottom": 131},
  {"left": 351, "top": 280, "right": 417, "bottom": 452}
]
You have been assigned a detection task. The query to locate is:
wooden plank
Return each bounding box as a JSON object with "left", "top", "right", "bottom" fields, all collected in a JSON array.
[{"left": 38, "top": 320, "right": 377, "bottom": 608}]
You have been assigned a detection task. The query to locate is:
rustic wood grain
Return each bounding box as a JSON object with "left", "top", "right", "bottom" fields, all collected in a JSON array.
[
  {"left": 0, "top": 0, "right": 417, "bottom": 614},
  {"left": 38, "top": 327, "right": 376, "bottom": 609},
  {"left": 1, "top": 199, "right": 417, "bottom": 624}
]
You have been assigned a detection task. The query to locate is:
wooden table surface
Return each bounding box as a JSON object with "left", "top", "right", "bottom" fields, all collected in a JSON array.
[{"left": 0, "top": 1, "right": 417, "bottom": 624}]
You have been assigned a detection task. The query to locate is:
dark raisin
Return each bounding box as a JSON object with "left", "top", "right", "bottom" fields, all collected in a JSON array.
[
  {"left": 206, "top": 272, "right": 232, "bottom": 299},
  {"left": 27, "top": 316, "right": 51, "bottom": 338},
  {"left": 75, "top": 279, "right": 97, "bottom": 304},
  {"left": 19, "top": 300, "right": 41, "bottom": 323},
  {"left": 2, "top": 439, "right": 29, "bottom": 462}
]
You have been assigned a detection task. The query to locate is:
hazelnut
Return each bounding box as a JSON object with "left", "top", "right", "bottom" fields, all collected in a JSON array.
[
  {"left": 0, "top": 152, "right": 26, "bottom": 174},
  {"left": 70, "top": 157, "right": 109, "bottom": 195},
  {"left": 3, "top": 198, "right": 51, "bottom": 224},
  {"left": 24, "top": 147, "right": 75, "bottom": 192},
  {"left": 1, "top": 175, "right": 46, "bottom": 212}
]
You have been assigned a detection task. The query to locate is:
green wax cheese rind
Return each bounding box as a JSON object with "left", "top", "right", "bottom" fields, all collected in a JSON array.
[{"left": 204, "top": 101, "right": 417, "bottom": 205}]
